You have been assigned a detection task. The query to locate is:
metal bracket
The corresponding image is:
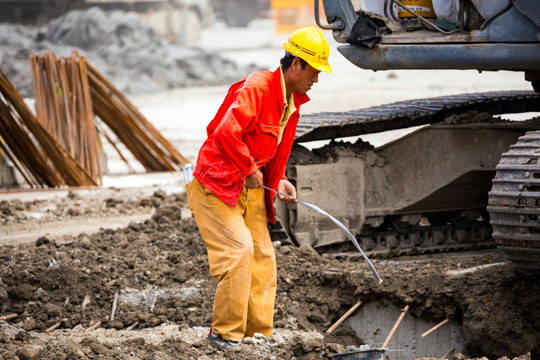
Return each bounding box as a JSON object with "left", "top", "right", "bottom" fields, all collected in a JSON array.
[{"left": 314, "top": 0, "right": 345, "bottom": 30}]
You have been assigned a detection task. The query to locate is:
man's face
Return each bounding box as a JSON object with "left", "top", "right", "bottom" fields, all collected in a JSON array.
[{"left": 288, "top": 58, "right": 321, "bottom": 94}]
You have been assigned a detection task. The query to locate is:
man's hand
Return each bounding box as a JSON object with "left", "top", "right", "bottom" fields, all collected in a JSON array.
[
  {"left": 277, "top": 179, "right": 297, "bottom": 204},
  {"left": 245, "top": 170, "right": 263, "bottom": 188}
]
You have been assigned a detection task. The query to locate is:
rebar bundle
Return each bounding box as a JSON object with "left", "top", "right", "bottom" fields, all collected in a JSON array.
[
  {"left": 85, "top": 57, "right": 189, "bottom": 172},
  {"left": 31, "top": 51, "right": 188, "bottom": 177},
  {"left": 0, "top": 67, "right": 97, "bottom": 188},
  {"left": 31, "top": 52, "right": 102, "bottom": 184},
  {"left": 0, "top": 52, "right": 189, "bottom": 189}
]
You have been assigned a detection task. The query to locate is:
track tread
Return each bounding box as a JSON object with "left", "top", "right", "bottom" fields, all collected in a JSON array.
[
  {"left": 296, "top": 91, "right": 540, "bottom": 143},
  {"left": 489, "top": 130, "right": 540, "bottom": 272}
]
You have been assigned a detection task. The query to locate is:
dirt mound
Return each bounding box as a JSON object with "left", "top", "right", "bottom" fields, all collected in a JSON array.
[
  {"left": 0, "top": 7, "right": 261, "bottom": 98},
  {"left": 0, "top": 189, "right": 539, "bottom": 359}
]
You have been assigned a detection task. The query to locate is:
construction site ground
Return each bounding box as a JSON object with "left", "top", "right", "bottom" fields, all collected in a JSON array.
[
  {"left": 1, "top": 13, "right": 539, "bottom": 360},
  {"left": 1, "top": 185, "right": 538, "bottom": 360}
]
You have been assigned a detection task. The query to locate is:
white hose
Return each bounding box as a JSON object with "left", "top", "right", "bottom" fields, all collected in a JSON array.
[{"left": 263, "top": 185, "right": 383, "bottom": 284}]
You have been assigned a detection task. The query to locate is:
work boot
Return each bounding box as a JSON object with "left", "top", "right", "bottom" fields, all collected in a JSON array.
[{"left": 207, "top": 329, "right": 242, "bottom": 351}]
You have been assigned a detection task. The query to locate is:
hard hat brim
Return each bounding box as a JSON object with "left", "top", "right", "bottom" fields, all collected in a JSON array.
[{"left": 309, "top": 61, "right": 332, "bottom": 73}]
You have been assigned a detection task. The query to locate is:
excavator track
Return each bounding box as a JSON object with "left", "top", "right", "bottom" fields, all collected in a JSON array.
[
  {"left": 324, "top": 222, "right": 494, "bottom": 259},
  {"left": 488, "top": 130, "right": 540, "bottom": 273},
  {"left": 274, "top": 91, "right": 540, "bottom": 261},
  {"left": 295, "top": 91, "right": 540, "bottom": 143}
]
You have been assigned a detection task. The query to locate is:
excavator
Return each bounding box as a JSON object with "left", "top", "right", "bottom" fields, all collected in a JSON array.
[{"left": 271, "top": 0, "right": 540, "bottom": 273}]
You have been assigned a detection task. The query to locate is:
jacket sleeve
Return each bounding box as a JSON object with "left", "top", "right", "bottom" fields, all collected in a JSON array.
[{"left": 212, "top": 83, "right": 262, "bottom": 178}]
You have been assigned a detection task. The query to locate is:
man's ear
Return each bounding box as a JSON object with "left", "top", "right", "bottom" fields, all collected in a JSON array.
[{"left": 292, "top": 57, "right": 300, "bottom": 70}]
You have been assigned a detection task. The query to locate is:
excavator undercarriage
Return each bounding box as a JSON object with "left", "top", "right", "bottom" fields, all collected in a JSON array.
[{"left": 271, "top": 91, "right": 540, "bottom": 272}]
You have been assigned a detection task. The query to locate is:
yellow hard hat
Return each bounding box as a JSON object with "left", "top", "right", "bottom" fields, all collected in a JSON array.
[{"left": 283, "top": 26, "right": 332, "bottom": 73}]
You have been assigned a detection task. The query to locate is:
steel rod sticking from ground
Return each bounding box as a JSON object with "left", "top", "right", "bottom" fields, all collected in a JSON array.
[
  {"left": 382, "top": 304, "right": 410, "bottom": 348},
  {"left": 422, "top": 318, "right": 450, "bottom": 338},
  {"left": 326, "top": 301, "right": 363, "bottom": 335},
  {"left": 0, "top": 314, "right": 18, "bottom": 321}
]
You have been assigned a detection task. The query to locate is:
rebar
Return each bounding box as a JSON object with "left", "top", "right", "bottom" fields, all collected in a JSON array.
[{"left": 0, "top": 66, "right": 96, "bottom": 188}]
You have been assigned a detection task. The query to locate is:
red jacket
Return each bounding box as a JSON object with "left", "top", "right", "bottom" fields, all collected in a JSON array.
[{"left": 193, "top": 67, "right": 310, "bottom": 223}]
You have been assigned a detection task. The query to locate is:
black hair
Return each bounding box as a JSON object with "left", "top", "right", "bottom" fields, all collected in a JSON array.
[{"left": 280, "top": 51, "right": 308, "bottom": 71}]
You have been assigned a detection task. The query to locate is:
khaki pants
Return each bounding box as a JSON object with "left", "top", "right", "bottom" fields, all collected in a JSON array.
[{"left": 186, "top": 178, "right": 277, "bottom": 342}]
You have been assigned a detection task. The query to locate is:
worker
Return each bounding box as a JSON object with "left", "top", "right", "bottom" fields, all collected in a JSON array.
[{"left": 186, "top": 26, "right": 332, "bottom": 351}]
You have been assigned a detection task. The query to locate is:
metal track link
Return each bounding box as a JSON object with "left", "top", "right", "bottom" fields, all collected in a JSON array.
[
  {"left": 296, "top": 91, "right": 540, "bottom": 143},
  {"left": 488, "top": 130, "right": 540, "bottom": 273},
  {"left": 320, "top": 222, "right": 494, "bottom": 259}
]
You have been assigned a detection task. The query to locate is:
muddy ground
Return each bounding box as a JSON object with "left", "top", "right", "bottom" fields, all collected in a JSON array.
[{"left": 0, "top": 186, "right": 538, "bottom": 360}]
